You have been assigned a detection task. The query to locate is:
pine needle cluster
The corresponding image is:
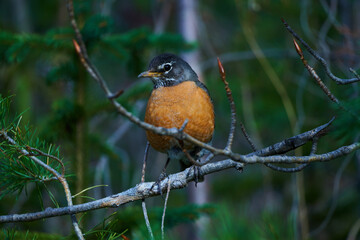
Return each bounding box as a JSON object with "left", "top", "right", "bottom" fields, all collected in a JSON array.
[{"left": 0, "top": 96, "right": 64, "bottom": 200}]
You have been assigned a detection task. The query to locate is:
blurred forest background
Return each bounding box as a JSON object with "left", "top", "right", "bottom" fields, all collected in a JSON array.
[{"left": 0, "top": 0, "right": 359, "bottom": 239}]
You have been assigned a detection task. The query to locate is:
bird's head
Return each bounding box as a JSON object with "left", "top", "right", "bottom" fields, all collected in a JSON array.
[{"left": 138, "top": 53, "right": 199, "bottom": 88}]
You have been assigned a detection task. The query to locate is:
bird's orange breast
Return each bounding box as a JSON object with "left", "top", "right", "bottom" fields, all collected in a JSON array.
[{"left": 145, "top": 81, "right": 214, "bottom": 153}]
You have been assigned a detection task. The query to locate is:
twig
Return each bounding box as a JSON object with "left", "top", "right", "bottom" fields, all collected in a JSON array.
[
  {"left": 108, "top": 89, "right": 124, "bottom": 100},
  {"left": 292, "top": 39, "right": 339, "bottom": 104},
  {"left": 263, "top": 131, "right": 320, "bottom": 173},
  {"left": 349, "top": 68, "right": 360, "bottom": 80},
  {"left": 26, "top": 146, "right": 65, "bottom": 177},
  {"left": 347, "top": 218, "right": 360, "bottom": 240},
  {"left": 161, "top": 179, "right": 171, "bottom": 240},
  {"left": 142, "top": 201, "right": 154, "bottom": 240},
  {"left": 0, "top": 131, "right": 84, "bottom": 240},
  {"left": 239, "top": 121, "right": 257, "bottom": 151},
  {"left": 264, "top": 163, "right": 309, "bottom": 173},
  {"left": 141, "top": 142, "right": 154, "bottom": 240},
  {"left": 282, "top": 18, "right": 360, "bottom": 85},
  {"left": 141, "top": 142, "right": 150, "bottom": 183},
  {"left": 310, "top": 137, "right": 319, "bottom": 155},
  {"left": 179, "top": 119, "right": 189, "bottom": 132},
  {"left": 217, "top": 57, "right": 236, "bottom": 150}
]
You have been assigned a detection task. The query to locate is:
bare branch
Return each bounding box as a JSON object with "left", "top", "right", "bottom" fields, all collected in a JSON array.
[
  {"left": 1, "top": 140, "right": 359, "bottom": 224},
  {"left": 282, "top": 18, "right": 360, "bottom": 85}
]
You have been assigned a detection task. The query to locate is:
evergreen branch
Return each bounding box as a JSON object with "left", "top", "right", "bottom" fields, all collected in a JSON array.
[
  {"left": 0, "top": 130, "right": 84, "bottom": 240},
  {"left": 0, "top": 140, "right": 359, "bottom": 224}
]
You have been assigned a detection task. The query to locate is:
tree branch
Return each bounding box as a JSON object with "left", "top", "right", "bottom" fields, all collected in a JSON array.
[{"left": 1, "top": 137, "right": 359, "bottom": 223}]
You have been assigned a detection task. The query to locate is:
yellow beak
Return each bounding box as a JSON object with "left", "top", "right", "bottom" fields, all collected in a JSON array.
[{"left": 138, "top": 70, "right": 162, "bottom": 78}]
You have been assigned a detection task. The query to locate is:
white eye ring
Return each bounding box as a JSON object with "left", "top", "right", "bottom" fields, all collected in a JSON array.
[{"left": 163, "top": 63, "right": 172, "bottom": 72}]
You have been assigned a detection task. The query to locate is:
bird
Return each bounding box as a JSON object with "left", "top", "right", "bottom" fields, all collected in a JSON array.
[{"left": 138, "top": 53, "right": 215, "bottom": 174}]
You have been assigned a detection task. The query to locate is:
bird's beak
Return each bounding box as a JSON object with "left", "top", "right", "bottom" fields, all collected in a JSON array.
[{"left": 138, "top": 70, "right": 162, "bottom": 78}]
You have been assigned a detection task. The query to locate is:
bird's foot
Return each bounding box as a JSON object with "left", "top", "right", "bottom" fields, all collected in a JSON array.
[
  {"left": 189, "top": 165, "right": 204, "bottom": 187},
  {"left": 150, "top": 171, "right": 168, "bottom": 195}
]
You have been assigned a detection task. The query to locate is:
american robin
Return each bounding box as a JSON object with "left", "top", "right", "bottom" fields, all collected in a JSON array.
[{"left": 138, "top": 53, "right": 215, "bottom": 171}]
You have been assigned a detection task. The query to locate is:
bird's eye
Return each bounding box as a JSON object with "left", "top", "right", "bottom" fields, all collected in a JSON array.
[{"left": 163, "top": 64, "right": 172, "bottom": 72}]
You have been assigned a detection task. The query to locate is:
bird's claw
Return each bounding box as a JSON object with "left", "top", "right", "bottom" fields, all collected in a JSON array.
[
  {"left": 150, "top": 172, "right": 168, "bottom": 195},
  {"left": 189, "top": 165, "right": 204, "bottom": 187}
]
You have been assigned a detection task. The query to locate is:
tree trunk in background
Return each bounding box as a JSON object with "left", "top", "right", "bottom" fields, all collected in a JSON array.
[
  {"left": 12, "top": 0, "right": 31, "bottom": 32},
  {"left": 178, "top": 0, "right": 203, "bottom": 82},
  {"left": 75, "top": 62, "right": 87, "bottom": 206},
  {"left": 12, "top": 0, "right": 31, "bottom": 124},
  {"left": 296, "top": 170, "right": 309, "bottom": 240},
  {"left": 178, "top": 0, "right": 209, "bottom": 239}
]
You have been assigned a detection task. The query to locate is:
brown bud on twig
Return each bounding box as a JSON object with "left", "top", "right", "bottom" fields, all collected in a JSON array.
[{"left": 72, "top": 39, "right": 81, "bottom": 55}]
